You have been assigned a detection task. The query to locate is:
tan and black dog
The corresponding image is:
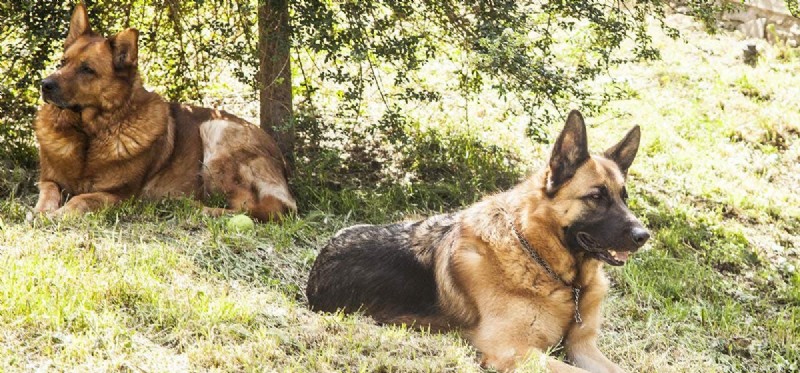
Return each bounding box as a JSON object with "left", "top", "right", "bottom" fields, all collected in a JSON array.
[
  {"left": 33, "top": 4, "right": 295, "bottom": 220},
  {"left": 307, "top": 110, "right": 649, "bottom": 372}
]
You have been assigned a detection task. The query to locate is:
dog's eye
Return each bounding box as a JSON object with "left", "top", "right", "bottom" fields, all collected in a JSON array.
[
  {"left": 585, "top": 187, "right": 608, "bottom": 201},
  {"left": 58, "top": 59, "right": 66, "bottom": 68},
  {"left": 585, "top": 191, "right": 603, "bottom": 201},
  {"left": 80, "top": 64, "right": 95, "bottom": 75}
]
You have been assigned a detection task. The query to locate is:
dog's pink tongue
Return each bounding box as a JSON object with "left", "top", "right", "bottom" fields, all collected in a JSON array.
[{"left": 614, "top": 251, "right": 630, "bottom": 261}]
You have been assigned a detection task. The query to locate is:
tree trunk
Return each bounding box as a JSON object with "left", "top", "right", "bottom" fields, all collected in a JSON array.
[{"left": 257, "top": 0, "right": 293, "bottom": 169}]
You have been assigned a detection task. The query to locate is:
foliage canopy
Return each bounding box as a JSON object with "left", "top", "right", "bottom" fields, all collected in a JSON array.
[{"left": 0, "top": 0, "right": 726, "bottom": 168}]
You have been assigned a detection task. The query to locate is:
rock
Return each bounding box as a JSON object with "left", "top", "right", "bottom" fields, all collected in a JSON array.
[
  {"left": 738, "top": 17, "right": 767, "bottom": 39},
  {"left": 722, "top": 0, "right": 800, "bottom": 46},
  {"left": 743, "top": 43, "right": 759, "bottom": 66}
]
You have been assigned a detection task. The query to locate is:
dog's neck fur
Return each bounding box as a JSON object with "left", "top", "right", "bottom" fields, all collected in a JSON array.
[{"left": 513, "top": 171, "right": 601, "bottom": 286}]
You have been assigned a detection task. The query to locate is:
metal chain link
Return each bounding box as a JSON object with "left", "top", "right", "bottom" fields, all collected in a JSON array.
[{"left": 509, "top": 218, "right": 583, "bottom": 324}]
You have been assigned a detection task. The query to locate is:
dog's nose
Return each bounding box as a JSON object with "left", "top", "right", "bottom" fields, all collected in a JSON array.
[
  {"left": 41, "top": 78, "right": 57, "bottom": 93},
  {"left": 630, "top": 227, "right": 650, "bottom": 246}
]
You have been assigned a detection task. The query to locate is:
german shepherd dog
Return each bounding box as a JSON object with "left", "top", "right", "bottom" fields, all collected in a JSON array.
[
  {"left": 307, "top": 111, "right": 649, "bottom": 372},
  {"left": 33, "top": 4, "right": 295, "bottom": 220}
]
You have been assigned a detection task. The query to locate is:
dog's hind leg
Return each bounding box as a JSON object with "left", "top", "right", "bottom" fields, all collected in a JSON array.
[
  {"left": 197, "top": 168, "right": 292, "bottom": 222},
  {"left": 231, "top": 162, "right": 295, "bottom": 221},
  {"left": 199, "top": 119, "right": 296, "bottom": 221}
]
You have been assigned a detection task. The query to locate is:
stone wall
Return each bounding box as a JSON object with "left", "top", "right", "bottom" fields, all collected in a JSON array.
[{"left": 722, "top": 0, "right": 800, "bottom": 46}]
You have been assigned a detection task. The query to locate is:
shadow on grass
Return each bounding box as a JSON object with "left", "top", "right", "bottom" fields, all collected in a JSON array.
[{"left": 292, "top": 114, "right": 524, "bottom": 223}]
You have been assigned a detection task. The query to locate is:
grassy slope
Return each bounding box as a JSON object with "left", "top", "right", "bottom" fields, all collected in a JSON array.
[{"left": 1, "top": 14, "right": 799, "bottom": 372}]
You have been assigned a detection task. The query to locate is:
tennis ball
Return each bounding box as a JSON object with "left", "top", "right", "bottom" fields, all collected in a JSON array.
[{"left": 227, "top": 214, "right": 255, "bottom": 232}]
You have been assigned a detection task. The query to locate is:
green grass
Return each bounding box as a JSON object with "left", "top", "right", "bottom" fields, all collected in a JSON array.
[
  {"left": 0, "top": 202, "right": 481, "bottom": 372},
  {"left": 1, "top": 14, "right": 799, "bottom": 372}
]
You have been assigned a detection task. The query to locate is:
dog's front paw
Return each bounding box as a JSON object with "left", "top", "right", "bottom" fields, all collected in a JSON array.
[
  {"left": 28, "top": 205, "right": 58, "bottom": 222},
  {"left": 50, "top": 206, "right": 84, "bottom": 220},
  {"left": 479, "top": 353, "right": 517, "bottom": 372},
  {"left": 33, "top": 202, "right": 59, "bottom": 215},
  {"left": 585, "top": 361, "right": 625, "bottom": 373},
  {"left": 606, "top": 363, "right": 625, "bottom": 373},
  {"left": 569, "top": 351, "right": 626, "bottom": 373}
]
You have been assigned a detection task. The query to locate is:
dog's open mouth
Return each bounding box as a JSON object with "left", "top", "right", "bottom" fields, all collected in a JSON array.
[{"left": 576, "top": 232, "right": 631, "bottom": 266}]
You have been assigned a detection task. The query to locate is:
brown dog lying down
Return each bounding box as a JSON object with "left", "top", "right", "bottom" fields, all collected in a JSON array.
[
  {"left": 33, "top": 4, "right": 295, "bottom": 220},
  {"left": 307, "top": 111, "right": 649, "bottom": 372}
]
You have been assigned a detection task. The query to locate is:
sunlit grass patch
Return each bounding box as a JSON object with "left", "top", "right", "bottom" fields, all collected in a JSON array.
[{"left": 0, "top": 201, "right": 482, "bottom": 371}]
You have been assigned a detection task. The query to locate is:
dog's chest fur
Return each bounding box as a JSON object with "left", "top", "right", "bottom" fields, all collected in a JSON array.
[{"left": 35, "top": 92, "right": 173, "bottom": 195}]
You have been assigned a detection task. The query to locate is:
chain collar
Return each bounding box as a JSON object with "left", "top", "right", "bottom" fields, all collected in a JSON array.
[{"left": 508, "top": 219, "right": 583, "bottom": 324}]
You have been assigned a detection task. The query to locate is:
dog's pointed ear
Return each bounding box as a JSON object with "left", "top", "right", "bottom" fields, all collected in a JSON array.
[
  {"left": 109, "top": 28, "right": 139, "bottom": 70},
  {"left": 604, "top": 126, "right": 641, "bottom": 176},
  {"left": 547, "top": 110, "right": 590, "bottom": 194},
  {"left": 65, "top": 3, "right": 92, "bottom": 49}
]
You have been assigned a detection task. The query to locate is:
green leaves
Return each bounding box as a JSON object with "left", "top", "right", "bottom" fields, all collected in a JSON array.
[{"left": 0, "top": 0, "right": 730, "bottom": 168}]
